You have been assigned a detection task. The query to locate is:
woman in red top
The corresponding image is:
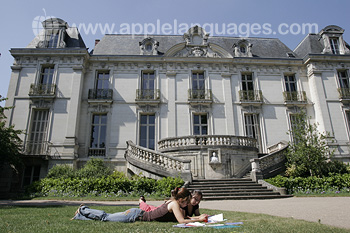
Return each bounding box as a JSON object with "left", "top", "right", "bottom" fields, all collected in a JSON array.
[
  {"left": 139, "top": 190, "right": 203, "bottom": 217},
  {"left": 71, "top": 187, "right": 208, "bottom": 223}
]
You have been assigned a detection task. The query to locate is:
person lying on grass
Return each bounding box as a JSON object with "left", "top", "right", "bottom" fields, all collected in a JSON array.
[
  {"left": 139, "top": 189, "right": 203, "bottom": 219},
  {"left": 71, "top": 187, "right": 208, "bottom": 223}
]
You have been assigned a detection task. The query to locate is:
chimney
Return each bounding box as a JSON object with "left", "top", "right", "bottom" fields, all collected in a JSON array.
[{"left": 95, "top": 39, "right": 100, "bottom": 47}]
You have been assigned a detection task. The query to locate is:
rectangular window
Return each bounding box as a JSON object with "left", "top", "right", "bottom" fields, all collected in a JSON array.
[
  {"left": 29, "top": 110, "right": 49, "bottom": 154},
  {"left": 338, "top": 70, "right": 349, "bottom": 89},
  {"left": 23, "top": 165, "right": 41, "bottom": 187},
  {"left": 89, "top": 114, "right": 107, "bottom": 156},
  {"left": 346, "top": 111, "right": 350, "bottom": 134},
  {"left": 40, "top": 66, "right": 54, "bottom": 85},
  {"left": 284, "top": 75, "right": 297, "bottom": 92},
  {"left": 290, "top": 114, "right": 302, "bottom": 143},
  {"left": 242, "top": 73, "right": 254, "bottom": 91},
  {"left": 193, "top": 114, "right": 208, "bottom": 135},
  {"left": 192, "top": 72, "right": 205, "bottom": 90},
  {"left": 141, "top": 71, "right": 155, "bottom": 99},
  {"left": 244, "top": 114, "right": 262, "bottom": 151},
  {"left": 191, "top": 72, "right": 205, "bottom": 99},
  {"left": 96, "top": 71, "right": 110, "bottom": 90},
  {"left": 140, "top": 114, "right": 155, "bottom": 150},
  {"left": 330, "top": 38, "right": 340, "bottom": 54},
  {"left": 92, "top": 71, "right": 110, "bottom": 99},
  {"left": 48, "top": 32, "right": 59, "bottom": 48}
]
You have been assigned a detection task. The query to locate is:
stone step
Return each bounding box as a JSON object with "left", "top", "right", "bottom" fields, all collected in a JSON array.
[
  {"left": 200, "top": 189, "right": 276, "bottom": 194},
  {"left": 189, "top": 183, "right": 264, "bottom": 188},
  {"left": 188, "top": 186, "right": 269, "bottom": 192},
  {"left": 202, "top": 191, "right": 281, "bottom": 196},
  {"left": 203, "top": 194, "right": 293, "bottom": 200},
  {"left": 191, "top": 180, "right": 257, "bottom": 185},
  {"left": 187, "top": 178, "right": 292, "bottom": 200}
]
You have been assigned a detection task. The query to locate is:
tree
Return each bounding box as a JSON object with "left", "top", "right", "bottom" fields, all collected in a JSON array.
[
  {"left": 0, "top": 95, "right": 24, "bottom": 170},
  {"left": 286, "top": 112, "right": 334, "bottom": 177}
]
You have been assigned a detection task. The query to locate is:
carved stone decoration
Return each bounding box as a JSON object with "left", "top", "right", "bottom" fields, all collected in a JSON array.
[
  {"left": 242, "top": 105, "right": 261, "bottom": 114},
  {"left": 88, "top": 103, "right": 110, "bottom": 113},
  {"left": 287, "top": 106, "right": 305, "bottom": 114},
  {"left": 139, "top": 37, "right": 160, "bottom": 55},
  {"left": 171, "top": 26, "right": 225, "bottom": 58},
  {"left": 233, "top": 39, "right": 253, "bottom": 57},
  {"left": 190, "top": 104, "right": 211, "bottom": 113},
  {"left": 31, "top": 99, "right": 54, "bottom": 108},
  {"left": 139, "top": 105, "right": 158, "bottom": 113}
]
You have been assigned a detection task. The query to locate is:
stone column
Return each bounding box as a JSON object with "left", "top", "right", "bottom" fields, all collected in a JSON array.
[
  {"left": 222, "top": 73, "right": 234, "bottom": 134},
  {"left": 166, "top": 71, "right": 176, "bottom": 137},
  {"left": 5, "top": 65, "right": 22, "bottom": 125},
  {"left": 307, "top": 65, "right": 334, "bottom": 135},
  {"left": 63, "top": 65, "right": 85, "bottom": 158}
]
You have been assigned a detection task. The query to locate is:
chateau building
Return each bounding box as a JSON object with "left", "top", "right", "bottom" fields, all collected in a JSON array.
[{"left": 4, "top": 18, "right": 350, "bottom": 187}]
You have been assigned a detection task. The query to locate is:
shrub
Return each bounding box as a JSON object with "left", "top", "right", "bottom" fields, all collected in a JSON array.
[
  {"left": 76, "top": 158, "right": 112, "bottom": 178},
  {"left": 265, "top": 173, "right": 350, "bottom": 194},
  {"left": 46, "top": 164, "right": 75, "bottom": 179},
  {"left": 27, "top": 174, "right": 184, "bottom": 198}
]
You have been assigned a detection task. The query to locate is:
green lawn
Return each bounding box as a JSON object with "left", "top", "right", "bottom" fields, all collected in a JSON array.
[{"left": 0, "top": 205, "right": 349, "bottom": 233}]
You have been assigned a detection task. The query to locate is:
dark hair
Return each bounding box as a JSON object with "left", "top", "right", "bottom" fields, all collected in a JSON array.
[
  {"left": 171, "top": 187, "right": 191, "bottom": 200},
  {"left": 192, "top": 190, "right": 203, "bottom": 200}
]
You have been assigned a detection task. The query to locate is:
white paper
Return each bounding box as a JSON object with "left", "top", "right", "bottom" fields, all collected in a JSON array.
[{"left": 207, "top": 213, "right": 224, "bottom": 223}]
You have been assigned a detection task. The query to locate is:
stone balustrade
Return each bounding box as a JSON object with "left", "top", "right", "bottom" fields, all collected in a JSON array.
[
  {"left": 158, "top": 135, "right": 257, "bottom": 151},
  {"left": 125, "top": 140, "right": 192, "bottom": 181},
  {"left": 250, "top": 141, "right": 289, "bottom": 181}
]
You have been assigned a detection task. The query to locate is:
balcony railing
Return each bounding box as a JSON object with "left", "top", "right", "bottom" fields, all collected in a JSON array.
[
  {"left": 29, "top": 83, "right": 56, "bottom": 96},
  {"left": 88, "top": 89, "right": 113, "bottom": 100},
  {"left": 338, "top": 88, "right": 350, "bottom": 100},
  {"left": 158, "top": 135, "right": 257, "bottom": 152},
  {"left": 283, "top": 91, "right": 307, "bottom": 103},
  {"left": 24, "top": 141, "right": 50, "bottom": 155},
  {"left": 188, "top": 89, "right": 212, "bottom": 102},
  {"left": 88, "top": 148, "right": 106, "bottom": 156},
  {"left": 239, "top": 90, "right": 263, "bottom": 102},
  {"left": 136, "top": 89, "right": 160, "bottom": 100}
]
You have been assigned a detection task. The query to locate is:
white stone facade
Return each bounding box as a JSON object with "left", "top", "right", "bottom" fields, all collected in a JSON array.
[{"left": 5, "top": 19, "right": 350, "bottom": 184}]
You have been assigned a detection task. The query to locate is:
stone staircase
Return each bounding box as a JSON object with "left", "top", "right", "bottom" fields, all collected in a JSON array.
[{"left": 187, "top": 178, "right": 293, "bottom": 200}]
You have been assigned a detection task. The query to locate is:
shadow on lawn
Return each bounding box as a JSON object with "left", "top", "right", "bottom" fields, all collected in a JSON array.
[{"left": 0, "top": 200, "right": 139, "bottom": 207}]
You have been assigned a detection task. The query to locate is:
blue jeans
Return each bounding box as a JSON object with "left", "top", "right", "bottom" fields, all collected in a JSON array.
[{"left": 73, "top": 206, "right": 143, "bottom": 222}]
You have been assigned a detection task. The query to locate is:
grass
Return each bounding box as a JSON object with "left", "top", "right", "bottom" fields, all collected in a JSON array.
[{"left": 0, "top": 205, "right": 349, "bottom": 233}]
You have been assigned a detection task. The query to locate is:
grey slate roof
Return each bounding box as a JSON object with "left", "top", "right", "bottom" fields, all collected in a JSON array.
[
  {"left": 92, "top": 34, "right": 296, "bottom": 59},
  {"left": 26, "top": 27, "right": 86, "bottom": 49},
  {"left": 293, "top": 34, "right": 324, "bottom": 58}
]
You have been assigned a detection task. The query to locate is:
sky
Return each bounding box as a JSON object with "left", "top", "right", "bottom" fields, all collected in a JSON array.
[{"left": 1, "top": 0, "right": 350, "bottom": 107}]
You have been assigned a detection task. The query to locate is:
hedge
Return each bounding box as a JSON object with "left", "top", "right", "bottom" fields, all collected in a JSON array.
[
  {"left": 265, "top": 173, "right": 350, "bottom": 194},
  {"left": 27, "top": 175, "right": 184, "bottom": 198}
]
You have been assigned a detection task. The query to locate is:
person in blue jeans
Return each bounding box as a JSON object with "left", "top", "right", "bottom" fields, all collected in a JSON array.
[{"left": 71, "top": 187, "right": 208, "bottom": 223}]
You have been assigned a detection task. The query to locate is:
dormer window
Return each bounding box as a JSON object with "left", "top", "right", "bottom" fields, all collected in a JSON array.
[
  {"left": 233, "top": 39, "right": 253, "bottom": 57},
  {"left": 37, "top": 18, "right": 67, "bottom": 48},
  {"left": 139, "top": 38, "right": 159, "bottom": 55},
  {"left": 319, "top": 25, "right": 350, "bottom": 55},
  {"left": 45, "top": 29, "right": 62, "bottom": 48},
  {"left": 329, "top": 37, "right": 340, "bottom": 54}
]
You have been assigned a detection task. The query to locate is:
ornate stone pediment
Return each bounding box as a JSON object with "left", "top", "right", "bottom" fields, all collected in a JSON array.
[{"left": 165, "top": 26, "right": 232, "bottom": 58}]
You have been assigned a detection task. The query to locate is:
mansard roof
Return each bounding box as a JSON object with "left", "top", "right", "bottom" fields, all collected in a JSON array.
[
  {"left": 92, "top": 34, "right": 296, "bottom": 59},
  {"left": 294, "top": 25, "right": 350, "bottom": 58},
  {"left": 293, "top": 34, "right": 324, "bottom": 58},
  {"left": 26, "top": 18, "right": 86, "bottom": 49}
]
